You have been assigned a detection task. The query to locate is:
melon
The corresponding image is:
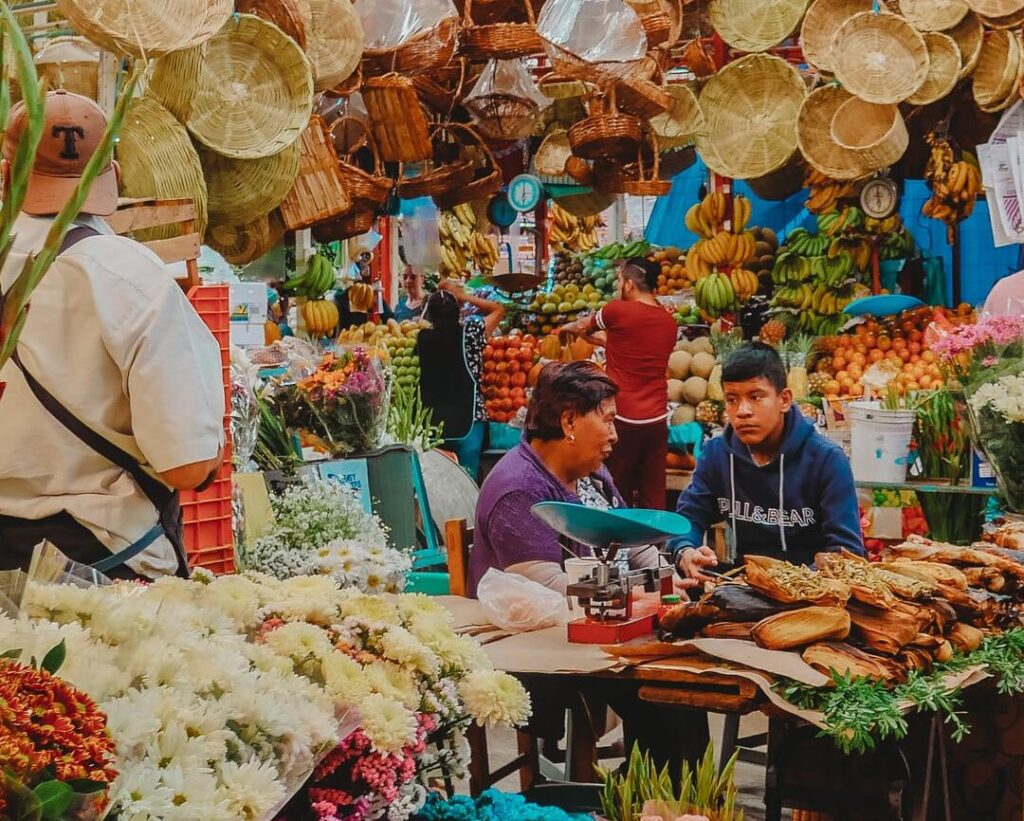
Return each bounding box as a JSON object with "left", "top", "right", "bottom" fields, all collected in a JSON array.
[
  {"left": 690, "top": 336, "right": 714, "bottom": 356},
  {"left": 681, "top": 376, "right": 709, "bottom": 405},
  {"left": 667, "top": 378, "right": 686, "bottom": 403},
  {"left": 668, "top": 350, "right": 692, "bottom": 380},
  {"left": 690, "top": 351, "right": 716, "bottom": 379},
  {"left": 671, "top": 404, "right": 696, "bottom": 426}
]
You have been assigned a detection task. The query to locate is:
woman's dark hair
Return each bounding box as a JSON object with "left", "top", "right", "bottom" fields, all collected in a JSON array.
[
  {"left": 525, "top": 361, "right": 619, "bottom": 442},
  {"left": 722, "top": 342, "right": 787, "bottom": 392},
  {"left": 422, "top": 290, "right": 461, "bottom": 333}
]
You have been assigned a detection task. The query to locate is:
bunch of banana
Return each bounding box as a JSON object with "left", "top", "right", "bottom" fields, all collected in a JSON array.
[
  {"left": 281, "top": 253, "right": 336, "bottom": 299},
  {"left": 729, "top": 267, "right": 759, "bottom": 301},
  {"left": 817, "top": 206, "right": 865, "bottom": 237},
  {"left": 694, "top": 271, "right": 737, "bottom": 316},
  {"left": 771, "top": 253, "right": 813, "bottom": 286},
  {"left": 685, "top": 248, "right": 713, "bottom": 282},
  {"left": 827, "top": 236, "right": 873, "bottom": 271},
  {"left": 549, "top": 202, "right": 601, "bottom": 251},
  {"left": 923, "top": 134, "right": 982, "bottom": 243},
  {"left": 810, "top": 285, "right": 853, "bottom": 316},
  {"left": 811, "top": 253, "right": 855, "bottom": 287},
  {"left": 439, "top": 208, "right": 472, "bottom": 276},
  {"left": 772, "top": 282, "right": 815, "bottom": 311},
  {"left": 686, "top": 191, "right": 727, "bottom": 238},
  {"left": 785, "top": 228, "right": 831, "bottom": 257},
  {"left": 301, "top": 299, "right": 340, "bottom": 338},
  {"left": 864, "top": 214, "right": 902, "bottom": 235},
  {"left": 732, "top": 195, "right": 752, "bottom": 232},
  {"left": 693, "top": 231, "right": 757, "bottom": 267},
  {"left": 804, "top": 168, "right": 859, "bottom": 215},
  {"left": 471, "top": 232, "right": 500, "bottom": 271}
]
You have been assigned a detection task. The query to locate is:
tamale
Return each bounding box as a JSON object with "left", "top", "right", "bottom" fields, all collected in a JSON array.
[
  {"left": 920, "top": 599, "right": 958, "bottom": 633},
  {"left": 892, "top": 600, "right": 940, "bottom": 632},
  {"left": 883, "top": 559, "right": 969, "bottom": 590},
  {"left": 872, "top": 567, "right": 936, "bottom": 600},
  {"left": 847, "top": 601, "right": 920, "bottom": 656},
  {"left": 898, "top": 646, "right": 934, "bottom": 673},
  {"left": 948, "top": 622, "right": 984, "bottom": 653},
  {"left": 816, "top": 552, "right": 898, "bottom": 608},
  {"left": 657, "top": 584, "right": 793, "bottom": 639},
  {"left": 751, "top": 606, "right": 851, "bottom": 651},
  {"left": 802, "top": 642, "right": 905, "bottom": 681},
  {"left": 963, "top": 566, "right": 1007, "bottom": 593},
  {"left": 908, "top": 633, "right": 941, "bottom": 650},
  {"left": 700, "top": 621, "right": 756, "bottom": 639},
  {"left": 934, "top": 639, "right": 954, "bottom": 663},
  {"left": 744, "top": 555, "right": 851, "bottom": 607},
  {"left": 887, "top": 537, "right": 1002, "bottom": 568}
]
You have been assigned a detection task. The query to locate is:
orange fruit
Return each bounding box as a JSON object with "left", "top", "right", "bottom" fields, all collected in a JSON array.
[
  {"left": 849, "top": 383, "right": 865, "bottom": 397},
  {"left": 869, "top": 349, "right": 885, "bottom": 363}
]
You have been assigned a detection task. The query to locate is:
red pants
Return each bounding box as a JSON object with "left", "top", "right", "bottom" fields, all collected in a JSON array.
[{"left": 606, "top": 418, "right": 667, "bottom": 510}]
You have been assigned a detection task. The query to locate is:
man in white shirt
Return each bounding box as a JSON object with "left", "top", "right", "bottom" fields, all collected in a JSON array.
[{"left": 0, "top": 90, "right": 224, "bottom": 579}]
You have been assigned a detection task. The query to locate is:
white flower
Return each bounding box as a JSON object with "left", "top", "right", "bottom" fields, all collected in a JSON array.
[
  {"left": 218, "top": 759, "right": 287, "bottom": 820},
  {"left": 359, "top": 693, "right": 418, "bottom": 753},
  {"left": 200, "top": 575, "right": 263, "bottom": 627},
  {"left": 321, "top": 651, "right": 371, "bottom": 704},
  {"left": 364, "top": 661, "right": 419, "bottom": 710},
  {"left": 432, "top": 633, "right": 489, "bottom": 671},
  {"left": 108, "top": 760, "right": 176, "bottom": 820},
  {"left": 264, "top": 621, "right": 335, "bottom": 662},
  {"left": 159, "top": 764, "right": 233, "bottom": 820},
  {"left": 458, "top": 669, "right": 532, "bottom": 728},
  {"left": 380, "top": 626, "right": 439, "bottom": 675},
  {"left": 338, "top": 592, "right": 400, "bottom": 625}
]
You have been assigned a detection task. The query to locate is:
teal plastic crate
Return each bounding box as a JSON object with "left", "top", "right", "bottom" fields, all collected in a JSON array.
[{"left": 488, "top": 422, "right": 521, "bottom": 451}]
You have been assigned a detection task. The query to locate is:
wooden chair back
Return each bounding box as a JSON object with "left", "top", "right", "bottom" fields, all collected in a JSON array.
[
  {"left": 104, "top": 197, "right": 201, "bottom": 290},
  {"left": 445, "top": 518, "right": 473, "bottom": 597}
]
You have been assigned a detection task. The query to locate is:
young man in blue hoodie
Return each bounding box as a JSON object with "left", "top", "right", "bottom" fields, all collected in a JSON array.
[{"left": 673, "top": 343, "right": 865, "bottom": 583}]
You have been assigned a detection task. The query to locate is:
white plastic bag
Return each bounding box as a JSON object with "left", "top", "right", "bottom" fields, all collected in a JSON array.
[
  {"left": 356, "top": 0, "right": 457, "bottom": 50},
  {"left": 536, "top": 0, "right": 647, "bottom": 71},
  {"left": 477, "top": 568, "right": 570, "bottom": 632}
]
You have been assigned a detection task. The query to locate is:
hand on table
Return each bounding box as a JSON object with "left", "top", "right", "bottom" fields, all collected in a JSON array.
[{"left": 678, "top": 546, "right": 719, "bottom": 584}]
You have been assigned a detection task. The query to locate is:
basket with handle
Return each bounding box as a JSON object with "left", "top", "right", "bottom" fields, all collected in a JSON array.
[
  {"left": 334, "top": 122, "right": 395, "bottom": 211},
  {"left": 363, "top": 16, "right": 460, "bottom": 77},
  {"left": 397, "top": 124, "right": 478, "bottom": 200},
  {"left": 567, "top": 87, "right": 643, "bottom": 163},
  {"left": 279, "top": 115, "right": 353, "bottom": 230},
  {"left": 614, "top": 60, "right": 673, "bottom": 119},
  {"left": 830, "top": 12, "right": 930, "bottom": 105},
  {"left": 361, "top": 73, "right": 434, "bottom": 162},
  {"left": 535, "top": 129, "right": 574, "bottom": 178},
  {"left": 633, "top": 0, "right": 684, "bottom": 48},
  {"left": 650, "top": 81, "right": 702, "bottom": 151},
  {"left": 593, "top": 158, "right": 640, "bottom": 194},
  {"left": 460, "top": 0, "right": 545, "bottom": 60},
  {"left": 235, "top": 0, "right": 307, "bottom": 48},
  {"left": 432, "top": 123, "right": 505, "bottom": 209},
  {"left": 829, "top": 96, "right": 909, "bottom": 172},
  {"left": 622, "top": 132, "right": 672, "bottom": 197},
  {"left": 313, "top": 210, "right": 377, "bottom": 242}
]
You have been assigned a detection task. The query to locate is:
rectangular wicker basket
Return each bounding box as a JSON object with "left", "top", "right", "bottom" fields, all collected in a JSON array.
[{"left": 279, "top": 115, "right": 352, "bottom": 231}]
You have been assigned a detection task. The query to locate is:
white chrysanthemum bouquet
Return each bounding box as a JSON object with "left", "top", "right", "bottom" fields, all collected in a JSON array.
[{"left": 241, "top": 480, "right": 411, "bottom": 594}]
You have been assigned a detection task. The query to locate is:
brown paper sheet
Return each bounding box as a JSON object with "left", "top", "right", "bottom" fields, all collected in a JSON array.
[
  {"left": 482, "top": 625, "right": 625, "bottom": 674},
  {"left": 435, "top": 595, "right": 491, "bottom": 631}
]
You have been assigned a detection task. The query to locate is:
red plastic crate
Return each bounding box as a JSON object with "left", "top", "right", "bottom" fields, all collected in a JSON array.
[{"left": 183, "top": 285, "right": 235, "bottom": 574}]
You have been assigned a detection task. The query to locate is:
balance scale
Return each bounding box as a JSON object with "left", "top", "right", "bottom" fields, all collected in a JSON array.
[{"left": 531, "top": 502, "right": 692, "bottom": 644}]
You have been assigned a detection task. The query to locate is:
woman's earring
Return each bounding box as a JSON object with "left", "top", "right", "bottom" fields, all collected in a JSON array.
[{"left": 568, "top": 432, "right": 576, "bottom": 443}]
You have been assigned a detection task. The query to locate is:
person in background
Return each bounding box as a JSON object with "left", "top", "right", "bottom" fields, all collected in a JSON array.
[
  {"left": 394, "top": 264, "right": 427, "bottom": 321},
  {"left": 673, "top": 343, "right": 864, "bottom": 584},
  {"left": 336, "top": 252, "right": 394, "bottom": 330},
  {"left": 0, "top": 90, "right": 224, "bottom": 579},
  {"left": 559, "top": 257, "right": 678, "bottom": 510},
  {"left": 416, "top": 280, "right": 503, "bottom": 481}
]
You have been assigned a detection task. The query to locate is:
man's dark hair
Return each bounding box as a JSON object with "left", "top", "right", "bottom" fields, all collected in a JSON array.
[
  {"left": 525, "top": 361, "right": 619, "bottom": 442},
  {"left": 621, "top": 257, "right": 659, "bottom": 292},
  {"left": 722, "top": 342, "right": 788, "bottom": 392}
]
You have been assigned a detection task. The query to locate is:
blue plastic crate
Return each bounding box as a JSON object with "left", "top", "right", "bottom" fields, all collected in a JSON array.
[{"left": 488, "top": 422, "right": 522, "bottom": 451}]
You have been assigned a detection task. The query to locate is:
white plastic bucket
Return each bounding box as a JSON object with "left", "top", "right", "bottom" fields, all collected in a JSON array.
[{"left": 847, "top": 401, "right": 916, "bottom": 484}]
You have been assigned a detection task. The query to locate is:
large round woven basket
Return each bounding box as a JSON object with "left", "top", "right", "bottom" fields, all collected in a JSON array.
[
  {"left": 35, "top": 37, "right": 99, "bottom": 100},
  {"left": 796, "top": 84, "right": 869, "bottom": 180},
  {"left": 207, "top": 211, "right": 285, "bottom": 265},
  {"left": 830, "top": 97, "right": 909, "bottom": 172},
  {"left": 55, "top": 0, "right": 232, "bottom": 58},
  {"left": 949, "top": 12, "right": 984, "bottom": 76},
  {"left": 907, "top": 31, "right": 961, "bottom": 104},
  {"left": 200, "top": 141, "right": 301, "bottom": 224},
  {"left": 831, "top": 12, "right": 930, "bottom": 104},
  {"left": 710, "top": 0, "right": 811, "bottom": 52},
  {"left": 146, "top": 46, "right": 204, "bottom": 123},
  {"left": 800, "top": 0, "right": 876, "bottom": 72},
  {"left": 305, "top": 0, "right": 364, "bottom": 91},
  {"left": 552, "top": 189, "right": 616, "bottom": 218},
  {"left": 898, "top": 0, "right": 969, "bottom": 31},
  {"left": 973, "top": 29, "right": 1022, "bottom": 111},
  {"left": 117, "top": 97, "right": 208, "bottom": 240},
  {"left": 963, "top": 0, "right": 1024, "bottom": 17},
  {"left": 695, "top": 53, "right": 807, "bottom": 180},
  {"left": 187, "top": 14, "right": 314, "bottom": 160},
  {"left": 649, "top": 82, "right": 703, "bottom": 150},
  {"left": 236, "top": 0, "right": 308, "bottom": 49},
  {"left": 981, "top": 5, "right": 1024, "bottom": 27},
  {"left": 535, "top": 129, "right": 573, "bottom": 178}
]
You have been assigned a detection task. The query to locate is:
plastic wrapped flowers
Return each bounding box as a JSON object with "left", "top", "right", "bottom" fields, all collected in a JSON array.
[{"left": 1, "top": 571, "right": 530, "bottom": 821}]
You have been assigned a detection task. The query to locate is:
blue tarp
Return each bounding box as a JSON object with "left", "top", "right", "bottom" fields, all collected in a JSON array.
[{"left": 645, "top": 158, "right": 1022, "bottom": 308}]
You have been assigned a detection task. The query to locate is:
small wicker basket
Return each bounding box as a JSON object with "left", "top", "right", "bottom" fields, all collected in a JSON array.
[
  {"left": 335, "top": 130, "right": 395, "bottom": 211},
  {"left": 460, "top": 0, "right": 545, "bottom": 60},
  {"left": 362, "top": 16, "right": 460, "bottom": 77},
  {"left": 622, "top": 134, "right": 672, "bottom": 197},
  {"left": 830, "top": 12, "right": 930, "bottom": 104},
  {"left": 649, "top": 82, "right": 703, "bottom": 151},
  {"left": 963, "top": 0, "right": 1024, "bottom": 17},
  {"left": 361, "top": 74, "right": 434, "bottom": 163},
  {"left": 830, "top": 97, "right": 909, "bottom": 172},
  {"left": 432, "top": 125, "right": 504, "bottom": 209},
  {"left": 973, "top": 29, "right": 1021, "bottom": 111},
  {"left": 711, "top": 0, "right": 811, "bottom": 53},
  {"left": 797, "top": 84, "right": 870, "bottom": 180},
  {"left": 614, "top": 72, "right": 673, "bottom": 120},
  {"left": 464, "top": 92, "right": 544, "bottom": 141},
  {"left": 535, "top": 129, "right": 574, "bottom": 178},
  {"left": 898, "top": 0, "right": 969, "bottom": 31},
  {"left": 313, "top": 210, "right": 376, "bottom": 242},
  {"left": 552, "top": 189, "right": 616, "bottom": 218},
  {"left": 35, "top": 37, "right": 99, "bottom": 101},
  {"left": 949, "top": 12, "right": 984, "bottom": 76},
  {"left": 567, "top": 89, "right": 643, "bottom": 163},
  {"left": 800, "top": 0, "right": 877, "bottom": 73},
  {"left": 279, "top": 116, "right": 352, "bottom": 231},
  {"left": 207, "top": 211, "right": 285, "bottom": 265},
  {"left": 236, "top": 0, "right": 307, "bottom": 48},
  {"left": 200, "top": 141, "right": 301, "bottom": 224},
  {"left": 907, "top": 31, "right": 961, "bottom": 104}
]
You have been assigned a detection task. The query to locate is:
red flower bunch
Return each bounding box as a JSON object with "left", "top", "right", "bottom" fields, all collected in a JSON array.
[{"left": 0, "top": 658, "right": 117, "bottom": 815}]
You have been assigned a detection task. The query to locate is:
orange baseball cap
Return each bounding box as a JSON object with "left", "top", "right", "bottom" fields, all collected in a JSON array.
[{"left": 3, "top": 90, "right": 118, "bottom": 217}]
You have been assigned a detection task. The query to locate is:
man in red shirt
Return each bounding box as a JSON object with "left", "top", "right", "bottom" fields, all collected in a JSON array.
[{"left": 560, "top": 257, "right": 678, "bottom": 508}]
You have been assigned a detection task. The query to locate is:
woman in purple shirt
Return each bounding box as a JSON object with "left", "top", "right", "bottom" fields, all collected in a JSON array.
[{"left": 469, "top": 361, "right": 661, "bottom": 597}]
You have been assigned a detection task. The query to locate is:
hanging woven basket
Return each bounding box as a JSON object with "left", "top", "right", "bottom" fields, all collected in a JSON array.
[
  {"left": 797, "top": 84, "right": 870, "bottom": 180},
  {"left": 830, "top": 12, "right": 930, "bottom": 105},
  {"left": 649, "top": 82, "right": 703, "bottom": 151},
  {"left": 55, "top": 0, "right": 232, "bottom": 58},
  {"left": 235, "top": 0, "right": 308, "bottom": 48},
  {"left": 963, "top": 0, "right": 1024, "bottom": 17},
  {"left": 362, "top": 16, "right": 460, "bottom": 77},
  {"left": 567, "top": 89, "right": 643, "bottom": 163},
  {"left": 461, "top": 0, "right": 545, "bottom": 60},
  {"left": 117, "top": 97, "right": 208, "bottom": 240},
  {"left": 695, "top": 53, "right": 807, "bottom": 180},
  {"left": 898, "top": 0, "right": 969, "bottom": 31},
  {"left": 830, "top": 97, "right": 909, "bottom": 172},
  {"left": 564, "top": 154, "right": 596, "bottom": 186},
  {"left": 187, "top": 14, "right": 314, "bottom": 159},
  {"left": 333, "top": 125, "right": 395, "bottom": 211},
  {"left": 949, "top": 12, "right": 984, "bottom": 76},
  {"left": 35, "top": 37, "right": 100, "bottom": 101},
  {"left": 973, "top": 29, "right": 1022, "bottom": 111},
  {"left": 907, "top": 31, "right": 961, "bottom": 104},
  {"left": 207, "top": 211, "right": 285, "bottom": 265},
  {"left": 313, "top": 210, "right": 376, "bottom": 242},
  {"left": 147, "top": 46, "right": 204, "bottom": 123},
  {"left": 305, "top": 0, "right": 363, "bottom": 91},
  {"left": 552, "top": 189, "right": 616, "bottom": 218},
  {"left": 535, "top": 129, "right": 574, "bottom": 178},
  {"left": 279, "top": 116, "right": 352, "bottom": 231},
  {"left": 361, "top": 74, "right": 434, "bottom": 163},
  {"left": 397, "top": 125, "right": 478, "bottom": 200},
  {"left": 710, "top": 0, "right": 811, "bottom": 53},
  {"left": 800, "top": 0, "right": 877, "bottom": 73},
  {"left": 432, "top": 124, "right": 505, "bottom": 210},
  {"left": 622, "top": 133, "right": 672, "bottom": 197},
  {"left": 200, "top": 141, "right": 301, "bottom": 224}
]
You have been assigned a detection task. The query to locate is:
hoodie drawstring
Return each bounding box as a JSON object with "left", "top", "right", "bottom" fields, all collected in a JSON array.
[
  {"left": 729, "top": 453, "right": 737, "bottom": 544},
  {"left": 778, "top": 453, "right": 788, "bottom": 553}
]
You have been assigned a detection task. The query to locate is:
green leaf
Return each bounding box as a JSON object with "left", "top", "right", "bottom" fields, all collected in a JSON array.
[
  {"left": 30, "top": 779, "right": 73, "bottom": 820},
  {"left": 40, "top": 639, "right": 65, "bottom": 675},
  {"left": 0, "top": 648, "right": 21, "bottom": 660},
  {"left": 63, "top": 778, "right": 106, "bottom": 794}
]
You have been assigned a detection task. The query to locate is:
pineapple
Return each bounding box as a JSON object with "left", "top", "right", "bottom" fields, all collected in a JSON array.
[
  {"left": 808, "top": 371, "right": 832, "bottom": 396},
  {"left": 696, "top": 399, "right": 725, "bottom": 427},
  {"left": 759, "top": 318, "right": 787, "bottom": 344}
]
